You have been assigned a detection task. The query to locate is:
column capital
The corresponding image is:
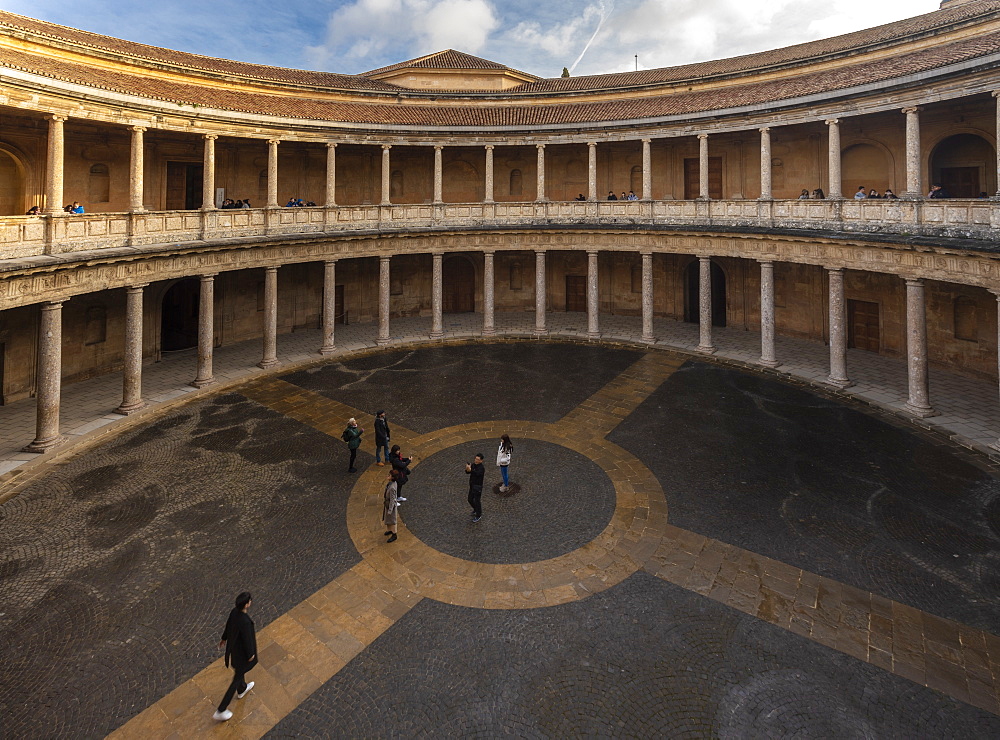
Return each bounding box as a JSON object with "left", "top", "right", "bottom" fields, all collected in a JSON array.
[
  {"left": 901, "top": 106, "right": 921, "bottom": 115},
  {"left": 264, "top": 265, "right": 279, "bottom": 273},
  {"left": 759, "top": 126, "right": 771, "bottom": 134},
  {"left": 326, "top": 141, "right": 338, "bottom": 149},
  {"left": 46, "top": 114, "right": 68, "bottom": 123},
  {"left": 586, "top": 249, "right": 599, "bottom": 257},
  {"left": 483, "top": 249, "right": 496, "bottom": 257},
  {"left": 587, "top": 141, "right": 598, "bottom": 147},
  {"left": 379, "top": 254, "right": 391, "bottom": 263},
  {"left": 640, "top": 250, "right": 653, "bottom": 258},
  {"left": 323, "top": 258, "right": 339, "bottom": 265},
  {"left": 993, "top": 90, "right": 1000, "bottom": 99},
  {"left": 756, "top": 258, "right": 774, "bottom": 266},
  {"left": 825, "top": 118, "right": 840, "bottom": 126},
  {"left": 200, "top": 272, "right": 218, "bottom": 280},
  {"left": 536, "top": 143, "right": 546, "bottom": 150},
  {"left": 433, "top": 145, "right": 443, "bottom": 151},
  {"left": 904, "top": 277, "right": 925, "bottom": 288},
  {"left": 126, "top": 282, "right": 150, "bottom": 291},
  {"left": 203, "top": 134, "right": 219, "bottom": 141},
  {"left": 267, "top": 138, "right": 281, "bottom": 145},
  {"left": 826, "top": 266, "right": 844, "bottom": 274},
  {"left": 41, "top": 300, "right": 65, "bottom": 310},
  {"left": 381, "top": 144, "right": 392, "bottom": 151},
  {"left": 697, "top": 133, "right": 709, "bottom": 140},
  {"left": 641, "top": 138, "right": 652, "bottom": 144},
  {"left": 484, "top": 144, "right": 495, "bottom": 151},
  {"left": 535, "top": 248, "right": 546, "bottom": 256},
  {"left": 129, "top": 125, "right": 147, "bottom": 133}
]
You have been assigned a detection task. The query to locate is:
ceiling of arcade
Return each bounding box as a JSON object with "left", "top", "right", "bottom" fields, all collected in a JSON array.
[{"left": 1, "top": 229, "right": 998, "bottom": 310}]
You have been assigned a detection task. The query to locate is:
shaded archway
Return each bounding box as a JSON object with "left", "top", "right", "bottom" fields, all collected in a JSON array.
[
  {"left": 841, "top": 143, "right": 891, "bottom": 196},
  {"left": 160, "top": 279, "right": 200, "bottom": 351},
  {"left": 443, "top": 256, "right": 475, "bottom": 313},
  {"left": 0, "top": 149, "right": 26, "bottom": 215},
  {"left": 684, "top": 260, "right": 726, "bottom": 327},
  {"left": 930, "top": 133, "right": 996, "bottom": 197}
]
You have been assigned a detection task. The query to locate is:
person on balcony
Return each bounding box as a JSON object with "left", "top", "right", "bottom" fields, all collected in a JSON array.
[
  {"left": 627, "top": 190, "right": 638, "bottom": 200},
  {"left": 929, "top": 184, "right": 949, "bottom": 199},
  {"left": 25, "top": 205, "right": 40, "bottom": 215},
  {"left": 854, "top": 187, "right": 867, "bottom": 199},
  {"left": 868, "top": 189, "right": 881, "bottom": 199},
  {"left": 811, "top": 189, "right": 825, "bottom": 199},
  {"left": 884, "top": 189, "right": 898, "bottom": 199},
  {"left": 798, "top": 189, "right": 810, "bottom": 199},
  {"left": 607, "top": 191, "right": 617, "bottom": 200}
]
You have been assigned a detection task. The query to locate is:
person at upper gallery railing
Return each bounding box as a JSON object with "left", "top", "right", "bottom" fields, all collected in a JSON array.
[{"left": 854, "top": 187, "right": 867, "bottom": 199}]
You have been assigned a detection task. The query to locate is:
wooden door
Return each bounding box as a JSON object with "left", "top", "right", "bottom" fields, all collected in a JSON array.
[
  {"left": 683, "top": 157, "right": 723, "bottom": 199},
  {"left": 847, "top": 299, "right": 880, "bottom": 352},
  {"left": 565, "top": 275, "right": 586, "bottom": 312},
  {"left": 165, "top": 162, "right": 203, "bottom": 210},
  {"left": 443, "top": 258, "right": 475, "bottom": 313},
  {"left": 939, "top": 166, "right": 979, "bottom": 198}
]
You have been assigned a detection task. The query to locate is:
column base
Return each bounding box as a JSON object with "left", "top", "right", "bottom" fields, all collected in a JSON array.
[
  {"left": 696, "top": 344, "right": 716, "bottom": 354},
  {"left": 482, "top": 327, "right": 497, "bottom": 337},
  {"left": 376, "top": 337, "right": 391, "bottom": 346},
  {"left": 903, "top": 401, "right": 936, "bottom": 418},
  {"left": 825, "top": 375, "right": 853, "bottom": 389},
  {"left": 190, "top": 377, "right": 216, "bottom": 389},
  {"left": 258, "top": 359, "right": 280, "bottom": 370},
  {"left": 899, "top": 192, "right": 923, "bottom": 200},
  {"left": 587, "top": 331, "right": 600, "bottom": 339},
  {"left": 115, "top": 400, "right": 147, "bottom": 416},
  {"left": 533, "top": 328, "right": 548, "bottom": 336},
  {"left": 23, "top": 434, "right": 65, "bottom": 453},
  {"left": 318, "top": 345, "right": 337, "bottom": 355},
  {"left": 429, "top": 330, "right": 444, "bottom": 339},
  {"left": 759, "top": 358, "right": 781, "bottom": 368},
  {"left": 641, "top": 335, "right": 656, "bottom": 344}
]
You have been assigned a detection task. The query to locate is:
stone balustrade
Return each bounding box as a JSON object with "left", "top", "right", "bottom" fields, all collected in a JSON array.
[{"left": 2, "top": 199, "right": 998, "bottom": 261}]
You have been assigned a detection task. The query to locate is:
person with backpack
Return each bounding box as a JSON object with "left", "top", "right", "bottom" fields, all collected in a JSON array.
[
  {"left": 389, "top": 444, "right": 412, "bottom": 501},
  {"left": 342, "top": 417, "right": 363, "bottom": 473}
]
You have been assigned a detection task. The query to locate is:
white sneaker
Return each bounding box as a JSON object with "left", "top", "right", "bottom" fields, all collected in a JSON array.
[
  {"left": 237, "top": 681, "right": 254, "bottom": 699},
  {"left": 213, "top": 710, "right": 233, "bottom": 721},
  {"left": 499, "top": 485, "right": 508, "bottom": 492},
  {"left": 397, "top": 497, "right": 407, "bottom": 502}
]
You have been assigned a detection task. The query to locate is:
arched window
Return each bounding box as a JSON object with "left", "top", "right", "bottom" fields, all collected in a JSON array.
[
  {"left": 89, "top": 163, "right": 110, "bottom": 203},
  {"left": 85, "top": 305, "right": 107, "bottom": 345},
  {"left": 509, "top": 169, "right": 523, "bottom": 198},
  {"left": 954, "top": 296, "right": 978, "bottom": 341}
]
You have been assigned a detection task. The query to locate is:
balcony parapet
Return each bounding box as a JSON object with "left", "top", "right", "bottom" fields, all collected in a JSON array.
[{"left": 3, "top": 199, "right": 999, "bottom": 261}]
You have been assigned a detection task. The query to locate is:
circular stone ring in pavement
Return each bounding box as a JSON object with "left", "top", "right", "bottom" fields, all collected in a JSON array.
[{"left": 345, "top": 420, "right": 669, "bottom": 609}]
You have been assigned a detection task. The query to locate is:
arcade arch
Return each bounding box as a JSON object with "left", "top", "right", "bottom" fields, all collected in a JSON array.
[{"left": 930, "top": 133, "right": 997, "bottom": 197}]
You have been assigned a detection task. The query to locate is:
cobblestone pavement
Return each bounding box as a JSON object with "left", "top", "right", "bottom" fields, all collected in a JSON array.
[{"left": 1, "top": 342, "right": 998, "bottom": 738}]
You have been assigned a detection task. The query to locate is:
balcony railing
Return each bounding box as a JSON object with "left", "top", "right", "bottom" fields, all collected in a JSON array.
[{"left": 2, "top": 199, "right": 998, "bottom": 261}]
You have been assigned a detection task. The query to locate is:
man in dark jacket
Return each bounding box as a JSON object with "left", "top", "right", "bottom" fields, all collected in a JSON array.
[
  {"left": 374, "top": 410, "right": 391, "bottom": 466},
  {"left": 214, "top": 591, "right": 258, "bottom": 721},
  {"left": 465, "top": 453, "right": 485, "bottom": 522}
]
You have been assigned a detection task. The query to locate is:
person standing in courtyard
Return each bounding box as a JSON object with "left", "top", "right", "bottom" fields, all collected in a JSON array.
[
  {"left": 466, "top": 453, "right": 485, "bottom": 522},
  {"left": 374, "top": 410, "right": 391, "bottom": 467},
  {"left": 389, "top": 444, "right": 412, "bottom": 501},
  {"left": 496, "top": 434, "right": 513, "bottom": 493},
  {"left": 383, "top": 469, "right": 401, "bottom": 542},
  {"left": 342, "top": 417, "right": 363, "bottom": 473},
  {"left": 214, "top": 591, "right": 257, "bottom": 722}
]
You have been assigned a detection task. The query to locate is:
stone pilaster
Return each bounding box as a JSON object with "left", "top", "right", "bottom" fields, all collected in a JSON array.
[
  {"left": 992, "top": 292, "right": 1000, "bottom": 452},
  {"left": 191, "top": 274, "right": 217, "bottom": 387},
  {"left": 431, "top": 252, "right": 444, "bottom": 338},
  {"left": 758, "top": 127, "right": 772, "bottom": 200},
  {"left": 433, "top": 146, "right": 443, "bottom": 204},
  {"left": 534, "top": 250, "right": 547, "bottom": 335},
  {"left": 994, "top": 92, "right": 1000, "bottom": 199},
  {"left": 697, "top": 134, "right": 710, "bottom": 200},
  {"left": 484, "top": 145, "right": 495, "bottom": 204},
  {"left": 535, "top": 144, "right": 546, "bottom": 202},
  {"left": 325, "top": 143, "right": 337, "bottom": 207},
  {"left": 267, "top": 139, "right": 280, "bottom": 208},
  {"left": 696, "top": 256, "right": 715, "bottom": 353},
  {"left": 483, "top": 251, "right": 496, "bottom": 336},
  {"left": 759, "top": 261, "right": 779, "bottom": 367},
  {"left": 826, "top": 267, "right": 852, "bottom": 388},
  {"left": 258, "top": 266, "right": 279, "bottom": 369},
  {"left": 202, "top": 134, "right": 217, "bottom": 210},
  {"left": 903, "top": 278, "right": 935, "bottom": 417},
  {"left": 116, "top": 284, "right": 148, "bottom": 415},
  {"left": 641, "top": 138, "right": 652, "bottom": 201},
  {"left": 44, "top": 115, "right": 67, "bottom": 215},
  {"left": 381, "top": 145, "right": 392, "bottom": 205},
  {"left": 587, "top": 251, "right": 600, "bottom": 338},
  {"left": 320, "top": 260, "right": 338, "bottom": 354},
  {"left": 902, "top": 107, "right": 922, "bottom": 199},
  {"left": 588, "top": 142, "right": 598, "bottom": 201},
  {"left": 377, "top": 255, "right": 391, "bottom": 345},
  {"left": 826, "top": 119, "right": 842, "bottom": 199},
  {"left": 23, "top": 301, "right": 65, "bottom": 452},
  {"left": 641, "top": 252, "right": 655, "bottom": 343},
  {"left": 128, "top": 126, "right": 146, "bottom": 213}
]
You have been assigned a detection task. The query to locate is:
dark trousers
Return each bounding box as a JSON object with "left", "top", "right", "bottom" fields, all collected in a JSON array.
[
  {"left": 468, "top": 484, "right": 482, "bottom": 516},
  {"left": 348, "top": 448, "right": 357, "bottom": 470},
  {"left": 218, "top": 666, "right": 248, "bottom": 712}
]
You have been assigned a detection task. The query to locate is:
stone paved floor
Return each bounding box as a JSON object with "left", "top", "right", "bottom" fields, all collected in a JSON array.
[{"left": 1, "top": 340, "right": 999, "bottom": 738}]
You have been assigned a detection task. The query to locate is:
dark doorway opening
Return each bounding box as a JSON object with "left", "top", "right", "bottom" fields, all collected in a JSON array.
[
  {"left": 930, "top": 133, "right": 996, "bottom": 198},
  {"left": 939, "top": 167, "right": 979, "bottom": 199},
  {"left": 683, "top": 157, "right": 723, "bottom": 199},
  {"left": 0, "top": 342, "right": 5, "bottom": 405},
  {"left": 565, "top": 275, "right": 586, "bottom": 312},
  {"left": 165, "top": 162, "right": 204, "bottom": 210},
  {"left": 161, "top": 280, "right": 200, "bottom": 351},
  {"left": 684, "top": 261, "right": 726, "bottom": 327},
  {"left": 443, "top": 257, "right": 475, "bottom": 313},
  {"left": 847, "top": 299, "right": 880, "bottom": 352}
]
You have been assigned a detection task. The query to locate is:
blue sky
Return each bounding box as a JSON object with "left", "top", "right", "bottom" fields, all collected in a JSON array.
[{"left": 3, "top": 0, "right": 943, "bottom": 78}]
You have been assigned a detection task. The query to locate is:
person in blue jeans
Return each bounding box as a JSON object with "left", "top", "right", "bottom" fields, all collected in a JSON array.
[
  {"left": 496, "top": 434, "right": 513, "bottom": 492},
  {"left": 374, "top": 410, "right": 391, "bottom": 466}
]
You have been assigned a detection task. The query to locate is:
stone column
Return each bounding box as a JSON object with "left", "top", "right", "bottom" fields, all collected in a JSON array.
[
  {"left": 994, "top": 92, "right": 1000, "bottom": 198},
  {"left": 483, "top": 250, "right": 496, "bottom": 336},
  {"left": 642, "top": 138, "right": 652, "bottom": 200},
  {"left": 381, "top": 145, "right": 392, "bottom": 205},
  {"left": 903, "top": 278, "right": 935, "bottom": 417},
  {"left": 320, "top": 259, "right": 338, "bottom": 354},
  {"left": 587, "top": 250, "right": 600, "bottom": 338},
  {"left": 259, "top": 266, "right": 279, "bottom": 369},
  {"left": 23, "top": 301, "right": 65, "bottom": 452},
  {"left": 902, "top": 107, "right": 922, "bottom": 199},
  {"left": 44, "top": 115, "right": 67, "bottom": 215},
  {"left": 433, "top": 146, "right": 443, "bottom": 204},
  {"left": 697, "top": 134, "right": 710, "bottom": 200},
  {"left": 826, "top": 119, "right": 842, "bottom": 199},
  {"left": 202, "top": 134, "right": 217, "bottom": 210},
  {"left": 377, "top": 255, "right": 391, "bottom": 345},
  {"left": 758, "top": 127, "right": 773, "bottom": 200},
  {"left": 535, "top": 144, "right": 546, "bottom": 202},
  {"left": 759, "top": 261, "right": 779, "bottom": 367},
  {"left": 191, "top": 274, "right": 216, "bottom": 387},
  {"left": 826, "top": 267, "right": 851, "bottom": 388},
  {"left": 992, "top": 292, "right": 1000, "bottom": 452},
  {"left": 116, "top": 284, "right": 148, "bottom": 415},
  {"left": 588, "top": 142, "right": 598, "bottom": 201},
  {"left": 697, "top": 256, "right": 715, "bottom": 353},
  {"left": 484, "top": 145, "right": 495, "bottom": 204},
  {"left": 534, "top": 249, "right": 547, "bottom": 335},
  {"left": 641, "top": 252, "right": 655, "bottom": 343},
  {"left": 431, "top": 252, "right": 444, "bottom": 338},
  {"left": 325, "top": 143, "right": 337, "bottom": 207},
  {"left": 266, "top": 139, "right": 280, "bottom": 208},
  {"left": 128, "top": 126, "right": 146, "bottom": 213}
]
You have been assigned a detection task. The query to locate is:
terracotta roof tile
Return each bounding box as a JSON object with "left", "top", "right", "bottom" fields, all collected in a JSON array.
[{"left": 363, "top": 49, "right": 530, "bottom": 76}]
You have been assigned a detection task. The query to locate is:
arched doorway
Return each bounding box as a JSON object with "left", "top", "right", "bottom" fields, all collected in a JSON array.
[
  {"left": 930, "top": 133, "right": 996, "bottom": 197},
  {"left": 160, "top": 280, "right": 200, "bottom": 351},
  {"left": 443, "top": 256, "right": 475, "bottom": 313},
  {"left": 684, "top": 260, "right": 726, "bottom": 327},
  {"left": 841, "top": 143, "right": 891, "bottom": 196},
  {"left": 0, "top": 149, "right": 26, "bottom": 215}
]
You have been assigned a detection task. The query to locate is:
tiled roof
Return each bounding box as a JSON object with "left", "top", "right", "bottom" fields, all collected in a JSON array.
[
  {"left": 363, "top": 50, "right": 531, "bottom": 76},
  {"left": 3, "top": 29, "right": 999, "bottom": 129}
]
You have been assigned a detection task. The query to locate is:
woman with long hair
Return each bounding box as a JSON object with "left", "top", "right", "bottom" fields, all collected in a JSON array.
[
  {"left": 496, "top": 434, "right": 513, "bottom": 492},
  {"left": 383, "top": 469, "right": 400, "bottom": 543}
]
